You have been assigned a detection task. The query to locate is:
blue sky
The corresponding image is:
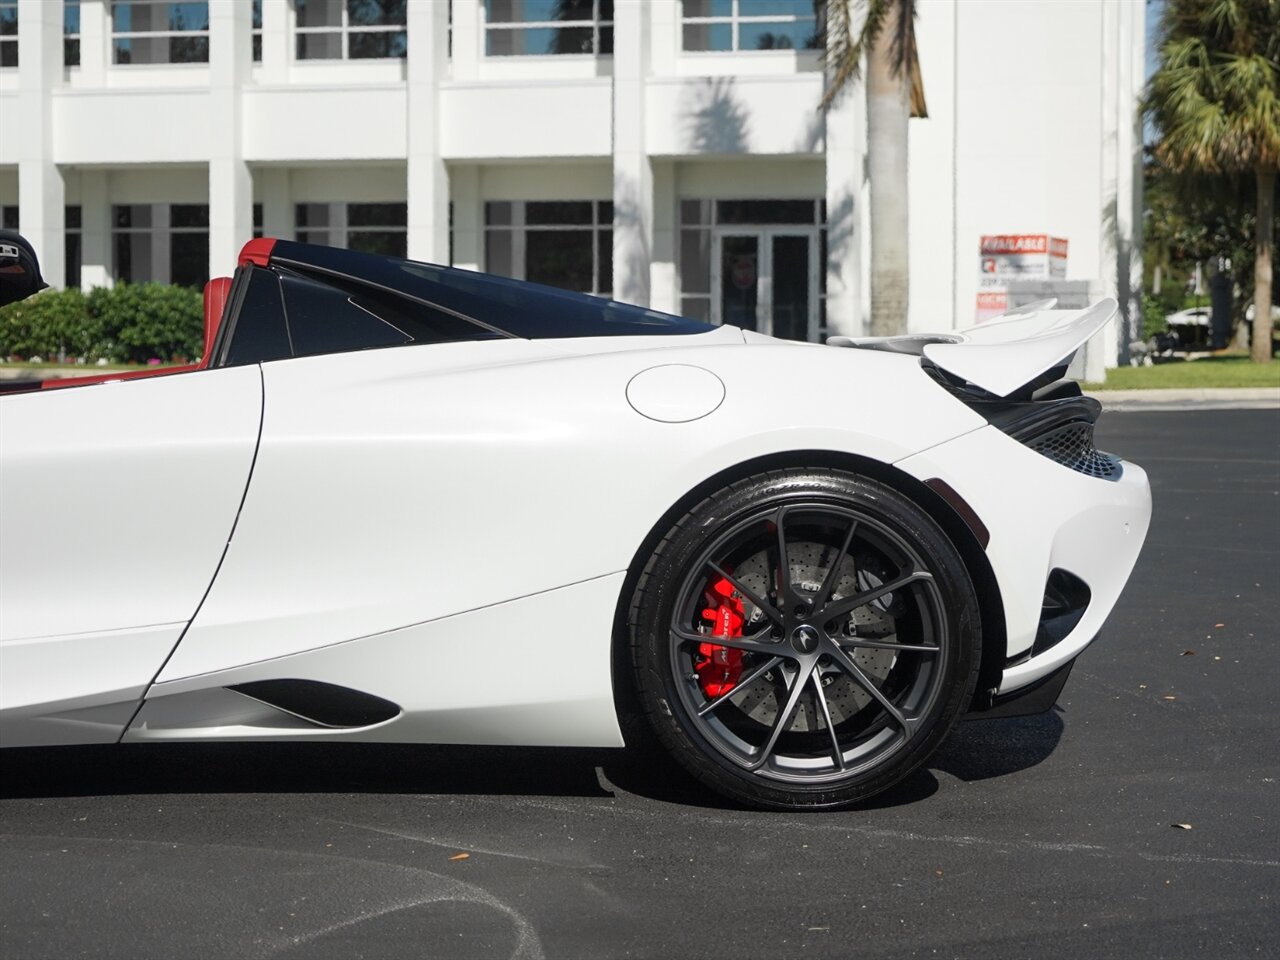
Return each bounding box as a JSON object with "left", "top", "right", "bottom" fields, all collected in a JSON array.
[
  {"left": 1144, "top": 0, "right": 1164, "bottom": 143},
  {"left": 1145, "top": 0, "right": 1164, "bottom": 82}
]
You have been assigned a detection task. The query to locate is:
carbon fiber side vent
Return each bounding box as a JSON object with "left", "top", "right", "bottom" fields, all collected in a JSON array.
[{"left": 922, "top": 362, "right": 1123, "bottom": 482}]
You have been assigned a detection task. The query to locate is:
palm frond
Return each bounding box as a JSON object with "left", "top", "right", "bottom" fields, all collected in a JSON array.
[
  {"left": 1144, "top": 0, "right": 1280, "bottom": 174},
  {"left": 819, "top": 0, "right": 893, "bottom": 110},
  {"left": 908, "top": 27, "right": 927, "bottom": 118},
  {"left": 889, "top": 0, "right": 916, "bottom": 81}
]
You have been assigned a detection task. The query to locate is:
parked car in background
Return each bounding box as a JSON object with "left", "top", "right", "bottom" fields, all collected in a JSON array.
[{"left": 1164, "top": 306, "right": 1212, "bottom": 350}]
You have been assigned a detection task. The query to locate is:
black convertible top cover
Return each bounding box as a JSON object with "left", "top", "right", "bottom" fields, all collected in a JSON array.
[{"left": 267, "top": 239, "right": 714, "bottom": 340}]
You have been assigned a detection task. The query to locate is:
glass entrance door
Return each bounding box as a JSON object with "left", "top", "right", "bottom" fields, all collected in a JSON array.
[{"left": 712, "top": 229, "right": 818, "bottom": 341}]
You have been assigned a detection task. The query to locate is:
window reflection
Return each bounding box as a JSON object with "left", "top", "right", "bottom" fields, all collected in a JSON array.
[
  {"left": 682, "top": 0, "right": 824, "bottom": 52},
  {"left": 484, "top": 0, "right": 613, "bottom": 56}
]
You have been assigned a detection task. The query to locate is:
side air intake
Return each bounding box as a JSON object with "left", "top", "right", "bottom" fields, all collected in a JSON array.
[{"left": 228, "top": 680, "right": 401, "bottom": 729}]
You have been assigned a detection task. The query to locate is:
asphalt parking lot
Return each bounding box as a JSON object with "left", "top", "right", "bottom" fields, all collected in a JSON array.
[{"left": 2, "top": 408, "right": 1277, "bottom": 960}]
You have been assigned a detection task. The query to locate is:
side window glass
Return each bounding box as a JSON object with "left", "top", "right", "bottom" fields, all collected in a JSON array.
[
  {"left": 281, "top": 272, "right": 412, "bottom": 358},
  {"left": 346, "top": 285, "right": 504, "bottom": 346},
  {"left": 224, "top": 267, "right": 291, "bottom": 366}
]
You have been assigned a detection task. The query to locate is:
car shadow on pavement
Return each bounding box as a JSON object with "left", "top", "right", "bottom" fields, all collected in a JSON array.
[
  {"left": 934, "top": 709, "right": 1066, "bottom": 782},
  {"left": 0, "top": 711, "right": 1063, "bottom": 807}
]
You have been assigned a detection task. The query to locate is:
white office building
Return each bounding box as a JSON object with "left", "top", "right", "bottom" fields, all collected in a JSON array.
[{"left": 0, "top": 0, "right": 1144, "bottom": 344}]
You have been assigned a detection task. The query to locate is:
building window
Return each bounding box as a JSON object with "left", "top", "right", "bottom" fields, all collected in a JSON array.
[
  {"left": 681, "top": 0, "right": 824, "bottom": 52},
  {"left": 0, "top": 0, "right": 17, "bottom": 68},
  {"left": 1, "top": 206, "right": 16, "bottom": 230},
  {"left": 252, "top": 0, "right": 261, "bottom": 62},
  {"left": 253, "top": 202, "right": 264, "bottom": 239},
  {"left": 484, "top": 200, "right": 613, "bottom": 297},
  {"left": 114, "top": 205, "right": 154, "bottom": 284},
  {"left": 296, "top": 0, "right": 407, "bottom": 60},
  {"left": 295, "top": 202, "right": 407, "bottom": 257},
  {"left": 111, "top": 1, "right": 210, "bottom": 64},
  {"left": 65, "top": 1, "right": 81, "bottom": 66},
  {"left": 679, "top": 198, "right": 826, "bottom": 326},
  {"left": 169, "top": 205, "right": 209, "bottom": 287},
  {"left": 66, "top": 206, "right": 82, "bottom": 289},
  {"left": 113, "top": 203, "right": 209, "bottom": 288},
  {"left": 484, "top": 0, "right": 613, "bottom": 56}
]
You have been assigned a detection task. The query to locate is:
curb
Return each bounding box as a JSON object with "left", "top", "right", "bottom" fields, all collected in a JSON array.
[{"left": 1085, "top": 387, "right": 1280, "bottom": 411}]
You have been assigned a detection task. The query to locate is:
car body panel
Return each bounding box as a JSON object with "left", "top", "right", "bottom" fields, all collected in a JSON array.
[
  {"left": 158, "top": 334, "right": 984, "bottom": 683},
  {"left": 0, "top": 366, "right": 263, "bottom": 742},
  {"left": 899, "top": 425, "right": 1152, "bottom": 686},
  {"left": 130, "top": 573, "right": 626, "bottom": 747},
  {"left": 0, "top": 623, "right": 185, "bottom": 747}
]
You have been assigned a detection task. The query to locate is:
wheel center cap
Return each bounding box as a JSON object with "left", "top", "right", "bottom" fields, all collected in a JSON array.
[{"left": 790, "top": 624, "right": 821, "bottom": 655}]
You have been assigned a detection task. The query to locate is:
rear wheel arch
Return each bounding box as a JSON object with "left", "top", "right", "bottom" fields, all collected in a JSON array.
[{"left": 609, "top": 450, "right": 1007, "bottom": 735}]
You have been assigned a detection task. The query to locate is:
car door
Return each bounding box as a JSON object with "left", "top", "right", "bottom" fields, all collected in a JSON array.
[{"left": 0, "top": 365, "right": 262, "bottom": 745}]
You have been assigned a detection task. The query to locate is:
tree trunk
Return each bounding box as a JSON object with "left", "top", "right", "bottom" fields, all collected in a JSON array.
[
  {"left": 866, "top": 15, "right": 910, "bottom": 337},
  {"left": 1252, "top": 165, "right": 1275, "bottom": 364}
]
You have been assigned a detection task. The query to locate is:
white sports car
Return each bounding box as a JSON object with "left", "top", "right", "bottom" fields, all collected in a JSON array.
[{"left": 0, "top": 239, "right": 1151, "bottom": 810}]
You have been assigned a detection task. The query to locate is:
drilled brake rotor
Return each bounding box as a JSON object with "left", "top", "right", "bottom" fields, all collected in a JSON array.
[{"left": 723, "top": 540, "right": 899, "bottom": 731}]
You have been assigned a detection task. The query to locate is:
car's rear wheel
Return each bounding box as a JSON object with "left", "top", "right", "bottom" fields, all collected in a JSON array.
[{"left": 628, "top": 468, "right": 982, "bottom": 810}]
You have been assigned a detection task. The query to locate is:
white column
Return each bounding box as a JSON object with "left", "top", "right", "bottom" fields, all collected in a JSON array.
[
  {"left": 260, "top": 167, "right": 292, "bottom": 240},
  {"left": 406, "top": 0, "right": 448, "bottom": 264},
  {"left": 79, "top": 169, "right": 110, "bottom": 289},
  {"left": 77, "top": 0, "right": 107, "bottom": 84},
  {"left": 208, "top": 0, "right": 253, "bottom": 278},
  {"left": 259, "top": 0, "right": 290, "bottom": 85},
  {"left": 1092, "top": 0, "right": 1135, "bottom": 374},
  {"left": 450, "top": 165, "right": 480, "bottom": 272},
  {"left": 906, "top": 0, "right": 955, "bottom": 334},
  {"left": 823, "top": 27, "right": 865, "bottom": 337},
  {"left": 16, "top": 0, "right": 65, "bottom": 288},
  {"left": 611, "top": 0, "right": 651, "bottom": 306},
  {"left": 649, "top": 159, "right": 677, "bottom": 315},
  {"left": 451, "top": 0, "right": 481, "bottom": 81},
  {"left": 1116, "top": 0, "right": 1144, "bottom": 364}
]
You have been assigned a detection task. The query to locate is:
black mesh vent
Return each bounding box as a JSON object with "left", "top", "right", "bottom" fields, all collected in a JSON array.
[{"left": 1026, "top": 422, "right": 1122, "bottom": 480}]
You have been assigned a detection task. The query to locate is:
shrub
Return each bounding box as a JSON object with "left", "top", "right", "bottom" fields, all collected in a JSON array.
[
  {"left": 0, "top": 288, "right": 100, "bottom": 361},
  {"left": 1142, "top": 293, "right": 1168, "bottom": 339},
  {"left": 87, "top": 283, "right": 203, "bottom": 364},
  {"left": 0, "top": 283, "right": 204, "bottom": 364}
]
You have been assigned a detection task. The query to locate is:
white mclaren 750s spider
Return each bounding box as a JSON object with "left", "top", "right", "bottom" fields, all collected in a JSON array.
[{"left": 0, "top": 238, "right": 1151, "bottom": 810}]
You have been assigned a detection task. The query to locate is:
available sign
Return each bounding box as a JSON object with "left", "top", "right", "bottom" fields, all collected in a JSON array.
[{"left": 976, "top": 234, "right": 1068, "bottom": 323}]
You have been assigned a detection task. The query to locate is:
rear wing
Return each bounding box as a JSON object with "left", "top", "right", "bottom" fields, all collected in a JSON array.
[{"left": 829, "top": 299, "right": 1118, "bottom": 398}]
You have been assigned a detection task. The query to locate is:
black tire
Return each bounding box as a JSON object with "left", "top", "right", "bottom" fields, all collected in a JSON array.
[{"left": 627, "top": 468, "right": 982, "bottom": 810}]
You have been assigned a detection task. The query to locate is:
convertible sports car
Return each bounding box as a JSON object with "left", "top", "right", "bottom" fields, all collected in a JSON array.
[{"left": 0, "top": 238, "right": 1150, "bottom": 810}]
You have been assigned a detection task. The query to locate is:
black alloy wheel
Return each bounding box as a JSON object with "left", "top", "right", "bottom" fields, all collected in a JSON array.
[{"left": 629, "top": 468, "right": 981, "bottom": 810}]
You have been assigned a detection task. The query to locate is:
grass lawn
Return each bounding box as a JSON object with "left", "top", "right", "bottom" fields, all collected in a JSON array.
[{"left": 1086, "top": 354, "right": 1280, "bottom": 390}]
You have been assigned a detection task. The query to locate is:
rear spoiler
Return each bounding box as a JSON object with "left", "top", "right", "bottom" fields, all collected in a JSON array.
[{"left": 829, "top": 299, "right": 1118, "bottom": 398}]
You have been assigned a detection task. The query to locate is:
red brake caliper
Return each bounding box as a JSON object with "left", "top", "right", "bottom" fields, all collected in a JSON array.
[{"left": 695, "top": 575, "right": 746, "bottom": 698}]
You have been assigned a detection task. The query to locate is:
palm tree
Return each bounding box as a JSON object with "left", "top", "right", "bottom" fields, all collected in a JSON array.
[
  {"left": 1145, "top": 0, "right": 1279, "bottom": 363},
  {"left": 821, "top": 0, "right": 926, "bottom": 338}
]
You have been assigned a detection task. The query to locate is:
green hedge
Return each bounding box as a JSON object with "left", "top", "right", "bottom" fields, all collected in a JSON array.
[{"left": 0, "top": 283, "right": 204, "bottom": 364}]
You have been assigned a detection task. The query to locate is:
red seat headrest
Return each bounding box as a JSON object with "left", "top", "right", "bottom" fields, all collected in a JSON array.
[{"left": 202, "top": 277, "right": 233, "bottom": 368}]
